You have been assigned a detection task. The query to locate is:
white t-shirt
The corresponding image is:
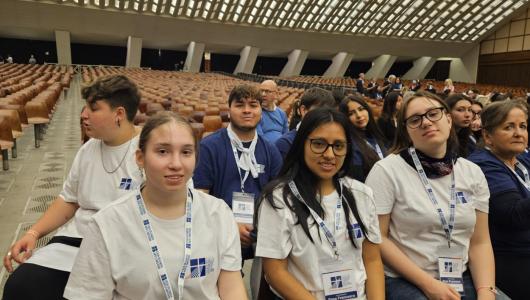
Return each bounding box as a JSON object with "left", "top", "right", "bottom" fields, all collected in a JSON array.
[
  {"left": 63, "top": 189, "right": 241, "bottom": 300},
  {"left": 27, "top": 136, "right": 143, "bottom": 271},
  {"left": 255, "top": 177, "right": 381, "bottom": 300},
  {"left": 365, "top": 154, "right": 489, "bottom": 278}
]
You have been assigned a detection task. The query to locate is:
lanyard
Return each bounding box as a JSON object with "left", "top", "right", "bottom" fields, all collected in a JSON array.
[
  {"left": 409, "top": 147, "right": 456, "bottom": 248},
  {"left": 510, "top": 161, "right": 530, "bottom": 191},
  {"left": 288, "top": 180, "right": 343, "bottom": 259},
  {"left": 469, "top": 135, "right": 477, "bottom": 144},
  {"left": 135, "top": 188, "right": 193, "bottom": 300},
  {"left": 230, "top": 144, "right": 250, "bottom": 193},
  {"left": 366, "top": 140, "right": 384, "bottom": 159}
]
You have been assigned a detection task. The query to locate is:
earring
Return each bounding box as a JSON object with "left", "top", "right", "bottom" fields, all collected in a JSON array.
[{"left": 139, "top": 167, "right": 145, "bottom": 181}]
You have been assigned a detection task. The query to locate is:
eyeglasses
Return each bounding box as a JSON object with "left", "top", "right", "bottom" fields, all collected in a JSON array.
[
  {"left": 260, "top": 89, "right": 275, "bottom": 94},
  {"left": 471, "top": 110, "right": 481, "bottom": 120},
  {"left": 309, "top": 139, "right": 348, "bottom": 156},
  {"left": 404, "top": 107, "right": 445, "bottom": 129}
]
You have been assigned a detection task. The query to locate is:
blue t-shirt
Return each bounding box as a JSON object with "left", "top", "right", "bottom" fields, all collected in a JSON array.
[
  {"left": 274, "top": 129, "right": 297, "bottom": 159},
  {"left": 193, "top": 128, "right": 283, "bottom": 208},
  {"left": 257, "top": 107, "right": 289, "bottom": 143},
  {"left": 468, "top": 149, "right": 530, "bottom": 255}
]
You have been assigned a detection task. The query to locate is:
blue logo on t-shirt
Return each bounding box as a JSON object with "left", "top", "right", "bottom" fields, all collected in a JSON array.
[
  {"left": 330, "top": 275, "right": 343, "bottom": 288},
  {"left": 190, "top": 257, "right": 215, "bottom": 278},
  {"left": 456, "top": 191, "right": 468, "bottom": 204},
  {"left": 352, "top": 223, "right": 363, "bottom": 239},
  {"left": 119, "top": 178, "right": 133, "bottom": 190},
  {"left": 444, "top": 261, "right": 453, "bottom": 272}
]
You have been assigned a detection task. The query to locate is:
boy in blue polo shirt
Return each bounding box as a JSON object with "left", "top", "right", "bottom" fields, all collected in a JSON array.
[{"left": 194, "top": 84, "right": 282, "bottom": 260}]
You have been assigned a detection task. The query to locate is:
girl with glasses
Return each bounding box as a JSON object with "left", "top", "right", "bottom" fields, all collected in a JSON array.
[
  {"left": 338, "top": 94, "right": 388, "bottom": 182},
  {"left": 255, "top": 107, "right": 384, "bottom": 300},
  {"left": 445, "top": 94, "right": 476, "bottom": 157},
  {"left": 470, "top": 101, "right": 483, "bottom": 144},
  {"left": 365, "top": 91, "right": 495, "bottom": 300}
]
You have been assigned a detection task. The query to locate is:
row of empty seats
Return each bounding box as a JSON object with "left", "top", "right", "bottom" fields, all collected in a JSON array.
[
  {"left": 0, "top": 63, "right": 73, "bottom": 170},
  {"left": 81, "top": 67, "right": 304, "bottom": 140}
]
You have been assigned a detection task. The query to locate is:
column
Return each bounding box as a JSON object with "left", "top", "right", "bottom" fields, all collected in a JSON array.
[
  {"left": 449, "top": 44, "right": 480, "bottom": 83},
  {"left": 55, "top": 30, "right": 72, "bottom": 65},
  {"left": 402, "top": 57, "right": 437, "bottom": 80},
  {"left": 322, "top": 52, "right": 354, "bottom": 78},
  {"left": 233, "top": 46, "right": 259, "bottom": 74},
  {"left": 365, "top": 54, "right": 397, "bottom": 79},
  {"left": 184, "top": 41, "right": 205, "bottom": 73},
  {"left": 204, "top": 51, "right": 211, "bottom": 72},
  {"left": 279, "top": 49, "right": 308, "bottom": 77},
  {"left": 126, "top": 36, "right": 142, "bottom": 68}
]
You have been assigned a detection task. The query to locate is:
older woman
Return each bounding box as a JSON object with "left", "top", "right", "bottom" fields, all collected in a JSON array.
[
  {"left": 366, "top": 91, "right": 495, "bottom": 300},
  {"left": 468, "top": 100, "right": 530, "bottom": 300}
]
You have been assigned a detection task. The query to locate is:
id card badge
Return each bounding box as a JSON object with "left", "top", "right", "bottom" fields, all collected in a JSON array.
[
  {"left": 437, "top": 244, "right": 465, "bottom": 295},
  {"left": 232, "top": 192, "right": 255, "bottom": 224},
  {"left": 320, "top": 258, "right": 358, "bottom": 300}
]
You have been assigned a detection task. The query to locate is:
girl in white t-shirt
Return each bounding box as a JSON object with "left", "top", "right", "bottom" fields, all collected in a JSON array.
[
  {"left": 365, "top": 91, "right": 495, "bottom": 300},
  {"left": 256, "top": 107, "right": 384, "bottom": 300},
  {"left": 64, "top": 112, "right": 247, "bottom": 300}
]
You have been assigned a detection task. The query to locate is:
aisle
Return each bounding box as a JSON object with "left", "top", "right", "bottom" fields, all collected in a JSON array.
[{"left": 0, "top": 74, "right": 85, "bottom": 292}]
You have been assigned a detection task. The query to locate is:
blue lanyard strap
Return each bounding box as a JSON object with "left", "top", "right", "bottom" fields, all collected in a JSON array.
[
  {"left": 408, "top": 147, "right": 456, "bottom": 248},
  {"left": 512, "top": 161, "right": 530, "bottom": 191},
  {"left": 135, "top": 188, "right": 193, "bottom": 300},
  {"left": 231, "top": 145, "right": 248, "bottom": 193},
  {"left": 288, "top": 180, "right": 343, "bottom": 259},
  {"left": 366, "top": 140, "right": 384, "bottom": 159}
]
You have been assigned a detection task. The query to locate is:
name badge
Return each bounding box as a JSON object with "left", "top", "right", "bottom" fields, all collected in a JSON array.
[
  {"left": 257, "top": 164, "right": 265, "bottom": 174},
  {"left": 232, "top": 192, "right": 255, "bottom": 224},
  {"left": 437, "top": 244, "right": 465, "bottom": 295},
  {"left": 320, "top": 258, "right": 358, "bottom": 300}
]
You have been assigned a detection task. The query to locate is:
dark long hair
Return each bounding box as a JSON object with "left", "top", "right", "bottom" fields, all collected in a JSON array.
[
  {"left": 338, "top": 94, "right": 387, "bottom": 176},
  {"left": 256, "top": 107, "right": 368, "bottom": 247},
  {"left": 445, "top": 94, "right": 473, "bottom": 157},
  {"left": 381, "top": 91, "right": 402, "bottom": 121}
]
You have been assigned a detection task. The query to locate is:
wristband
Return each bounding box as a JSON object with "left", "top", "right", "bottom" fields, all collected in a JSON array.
[
  {"left": 476, "top": 286, "right": 498, "bottom": 295},
  {"left": 26, "top": 229, "right": 40, "bottom": 239}
]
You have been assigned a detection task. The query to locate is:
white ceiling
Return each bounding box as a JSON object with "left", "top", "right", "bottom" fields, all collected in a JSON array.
[
  {"left": 39, "top": 0, "right": 529, "bottom": 42},
  {"left": 1, "top": 0, "right": 528, "bottom": 59}
]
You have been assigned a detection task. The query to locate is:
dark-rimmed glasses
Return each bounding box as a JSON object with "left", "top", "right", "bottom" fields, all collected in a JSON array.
[
  {"left": 404, "top": 107, "right": 445, "bottom": 129},
  {"left": 308, "top": 139, "right": 347, "bottom": 156}
]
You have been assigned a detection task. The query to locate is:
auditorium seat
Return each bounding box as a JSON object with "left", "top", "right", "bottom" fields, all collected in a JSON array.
[
  {"left": 0, "top": 110, "right": 23, "bottom": 158},
  {"left": 202, "top": 115, "right": 222, "bottom": 138},
  {"left": 0, "top": 116, "right": 14, "bottom": 170},
  {"left": 25, "top": 101, "right": 50, "bottom": 148},
  {"left": 190, "top": 123, "right": 204, "bottom": 140}
]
